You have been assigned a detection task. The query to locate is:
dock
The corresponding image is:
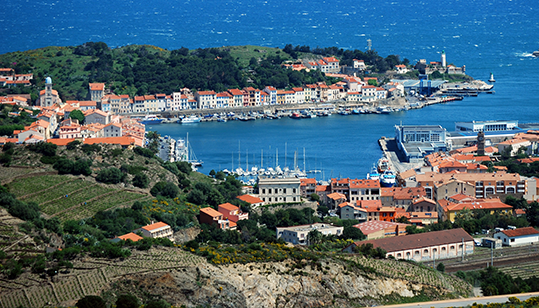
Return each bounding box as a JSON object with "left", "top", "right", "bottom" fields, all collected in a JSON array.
[{"left": 378, "top": 137, "right": 424, "bottom": 174}]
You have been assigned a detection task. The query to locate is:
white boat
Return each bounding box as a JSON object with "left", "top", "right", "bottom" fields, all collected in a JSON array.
[
  {"left": 377, "top": 157, "right": 389, "bottom": 173},
  {"left": 181, "top": 115, "right": 201, "bottom": 124},
  {"left": 488, "top": 72, "right": 495, "bottom": 82},
  {"left": 380, "top": 169, "right": 396, "bottom": 187},
  {"left": 366, "top": 165, "right": 380, "bottom": 181}
]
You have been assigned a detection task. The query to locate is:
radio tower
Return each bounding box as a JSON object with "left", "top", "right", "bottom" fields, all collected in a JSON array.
[{"left": 367, "top": 39, "right": 372, "bottom": 51}]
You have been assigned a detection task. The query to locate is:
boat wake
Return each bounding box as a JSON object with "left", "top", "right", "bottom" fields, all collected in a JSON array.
[{"left": 515, "top": 52, "right": 534, "bottom": 58}]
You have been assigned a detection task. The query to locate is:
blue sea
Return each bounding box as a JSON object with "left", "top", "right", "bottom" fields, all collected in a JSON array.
[{"left": 2, "top": 0, "right": 539, "bottom": 179}]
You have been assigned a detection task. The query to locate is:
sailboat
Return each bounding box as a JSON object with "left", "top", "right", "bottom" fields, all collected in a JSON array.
[{"left": 186, "top": 133, "right": 202, "bottom": 167}]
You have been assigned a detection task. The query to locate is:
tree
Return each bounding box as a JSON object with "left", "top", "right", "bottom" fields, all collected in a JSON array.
[
  {"left": 307, "top": 229, "right": 323, "bottom": 245},
  {"left": 150, "top": 181, "right": 179, "bottom": 198},
  {"left": 96, "top": 167, "right": 125, "bottom": 184},
  {"left": 310, "top": 193, "right": 320, "bottom": 202},
  {"left": 132, "top": 173, "right": 149, "bottom": 188},
  {"left": 76, "top": 295, "right": 107, "bottom": 308},
  {"left": 69, "top": 109, "right": 85, "bottom": 123},
  {"left": 145, "top": 299, "right": 171, "bottom": 308},
  {"left": 436, "top": 262, "right": 445, "bottom": 273},
  {"left": 341, "top": 226, "right": 365, "bottom": 240},
  {"left": 116, "top": 293, "right": 141, "bottom": 308},
  {"left": 367, "top": 79, "right": 378, "bottom": 86}
]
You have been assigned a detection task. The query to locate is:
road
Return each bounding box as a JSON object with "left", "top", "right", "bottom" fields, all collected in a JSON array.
[{"left": 376, "top": 292, "right": 539, "bottom": 308}]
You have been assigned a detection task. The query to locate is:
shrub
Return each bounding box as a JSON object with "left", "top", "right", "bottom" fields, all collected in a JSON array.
[
  {"left": 66, "top": 140, "right": 81, "bottom": 150},
  {"left": 132, "top": 173, "right": 149, "bottom": 188},
  {"left": 76, "top": 295, "right": 107, "bottom": 308},
  {"left": 134, "top": 146, "right": 154, "bottom": 159},
  {"left": 436, "top": 262, "right": 445, "bottom": 273},
  {"left": 150, "top": 181, "right": 179, "bottom": 198},
  {"left": 96, "top": 167, "right": 126, "bottom": 184},
  {"left": 116, "top": 293, "right": 141, "bottom": 308}
]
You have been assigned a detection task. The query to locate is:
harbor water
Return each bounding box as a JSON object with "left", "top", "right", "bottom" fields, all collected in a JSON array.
[{"left": 3, "top": 0, "right": 539, "bottom": 179}]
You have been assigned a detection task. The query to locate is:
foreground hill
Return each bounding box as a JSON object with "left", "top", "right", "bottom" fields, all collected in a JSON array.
[{"left": 0, "top": 244, "right": 471, "bottom": 308}]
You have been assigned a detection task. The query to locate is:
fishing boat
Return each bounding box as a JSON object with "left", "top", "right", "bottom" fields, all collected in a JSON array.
[
  {"left": 377, "top": 157, "right": 389, "bottom": 173},
  {"left": 366, "top": 165, "right": 380, "bottom": 181},
  {"left": 533, "top": 50, "right": 539, "bottom": 57},
  {"left": 139, "top": 115, "right": 163, "bottom": 125},
  {"left": 181, "top": 115, "right": 201, "bottom": 124},
  {"left": 290, "top": 112, "right": 302, "bottom": 119},
  {"left": 380, "top": 169, "right": 396, "bottom": 187}
]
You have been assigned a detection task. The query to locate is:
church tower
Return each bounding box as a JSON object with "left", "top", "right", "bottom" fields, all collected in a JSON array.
[
  {"left": 44, "top": 77, "right": 53, "bottom": 107},
  {"left": 441, "top": 50, "right": 446, "bottom": 67},
  {"left": 477, "top": 131, "right": 485, "bottom": 156}
]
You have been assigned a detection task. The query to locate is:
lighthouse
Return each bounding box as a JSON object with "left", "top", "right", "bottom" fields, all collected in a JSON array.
[{"left": 441, "top": 50, "right": 446, "bottom": 67}]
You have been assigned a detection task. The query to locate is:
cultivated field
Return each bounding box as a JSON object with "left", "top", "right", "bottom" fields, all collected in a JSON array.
[
  {"left": 7, "top": 174, "right": 151, "bottom": 221},
  {"left": 0, "top": 247, "right": 206, "bottom": 308}
]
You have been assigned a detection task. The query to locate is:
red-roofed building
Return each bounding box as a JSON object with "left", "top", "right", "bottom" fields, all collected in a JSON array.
[
  {"left": 353, "top": 220, "right": 409, "bottom": 240},
  {"left": 494, "top": 227, "right": 539, "bottom": 247},
  {"left": 116, "top": 232, "right": 143, "bottom": 242},
  {"left": 217, "top": 203, "right": 249, "bottom": 222},
  {"left": 89, "top": 83, "right": 105, "bottom": 103},
  {"left": 339, "top": 202, "right": 368, "bottom": 221},
  {"left": 134, "top": 222, "right": 174, "bottom": 241},
  {"left": 236, "top": 194, "right": 264, "bottom": 208},
  {"left": 300, "top": 178, "right": 317, "bottom": 197},
  {"left": 199, "top": 207, "right": 237, "bottom": 230}
]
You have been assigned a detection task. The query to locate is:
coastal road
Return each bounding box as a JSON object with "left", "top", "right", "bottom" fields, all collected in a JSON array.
[{"left": 375, "top": 292, "right": 539, "bottom": 308}]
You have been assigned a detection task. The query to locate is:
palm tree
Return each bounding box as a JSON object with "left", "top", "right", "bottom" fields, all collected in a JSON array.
[{"left": 307, "top": 229, "right": 323, "bottom": 246}]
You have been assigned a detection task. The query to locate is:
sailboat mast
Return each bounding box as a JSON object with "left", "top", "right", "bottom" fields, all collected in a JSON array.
[
  {"left": 303, "top": 147, "right": 306, "bottom": 173},
  {"left": 276, "top": 148, "right": 278, "bottom": 167},
  {"left": 238, "top": 140, "right": 241, "bottom": 170},
  {"left": 186, "top": 133, "right": 189, "bottom": 162},
  {"left": 285, "top": 142, "right": 287, "bottom": 168},
  {"left": 261, "top": 149, "right": 263, "bottom": 169},
  {"left": 246, "top": 149, "right": 249, "bottom": 171}
]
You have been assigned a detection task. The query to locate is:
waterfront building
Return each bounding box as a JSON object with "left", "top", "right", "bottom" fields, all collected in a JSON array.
[
  {"left": 416, "top": 172, "right": 527, "bottom": 201},
  {"left": 228, "top": 89, "right": 245, "bottom": 107},
  {"left": 103, "top": 94, "right": 119, "bottom": 113},
  {"left": 133, "top": 96, "right": 145, "bottom": 113},
  {"left": 277, "top": 223, "right": 343, "bottom": 245},
  {"left": 216, "top": 92, "right": 232, "bottom": 108},
  {"left": 155, "top": 93, "right": 167, "bottom": 112},
  {"left": 243, "top": 87, "right": 261, "bottom": 107},
  {"left": 349, "top": 179, "right": 381, "bottom": 202},
  {"left": 346, "top": 92, "right": 361, "bottom": 103},
  {"left": 143, "top": 95, "right": 158, "bottom": 112},
  {"left": 88, "top": 83, "right": 105, "bottom": 103},
  {"left": 361, "top": 85, "right": 376, "bottom": 102},
  {"left": 375, "top": 87, "right": 387, "bottom": 100},
  {"left": 257, "top": 177, "right": 301, "bottom": 204},
  {"left": 195, "top": 90, "right": 217, "bottom": 109},
  {"left": 395, "top": 124, "right": 449, "bottom": 162},
  {"left": 455, "top": 120, "right": 520, "bottom": 132},
  {"left": 292, "top": 87, "right": 305, "bottom": 103},
  {"left": 263, "top": 86, "right": 277, "bottom": 105},
  {"left": 172, "top": 92, "right": 190, "bottom": 110},
  {"left": 119, "top": 95, "right": 132, "bottom": 114}
]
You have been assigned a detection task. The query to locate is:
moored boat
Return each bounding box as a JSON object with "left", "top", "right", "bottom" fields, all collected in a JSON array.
[
  {"left": 377, "top": 157, "right": 389, "bottom": 173},
  {"left": 366, "top": 165, "right": 380, "bottom": 181},
  {"left": 139, "top": 115, "right": 164, "bottom": 125},
  {"left": 290, "top": 112, "right": 302, "bottom": 119},
  {"left": 380, "top": 169, "right": 396, "bottom": 187},
  {"left": 181, "top": 115, "right": 201, "bottom": 124}
]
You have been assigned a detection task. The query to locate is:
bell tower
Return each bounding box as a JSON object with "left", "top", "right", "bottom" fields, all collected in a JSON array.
[{"left": 477, "top": 131, "right": 485, "bottom": 156}]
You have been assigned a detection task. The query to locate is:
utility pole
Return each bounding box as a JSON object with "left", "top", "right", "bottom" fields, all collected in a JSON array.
[
  {"left": 462, "top": 238, "right": 464, "bottom": 262},
  {"left": 491, "top": 242, "right": 494, "bottom": 267}
]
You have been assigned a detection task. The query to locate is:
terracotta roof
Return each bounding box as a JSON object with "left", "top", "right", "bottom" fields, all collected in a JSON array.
[
  {"left": 327, "top": 192, "right": 346, "bottom": 200},
  {"left": 352, "top": 228, "right": 473, "bottom": 253},
  {"left": 499, "top": 227, "right": 539, "bottom": 237},
  {"left": 141, "top": 222, "right": 170, "bottom": 232},
  {"left": 353, "top": 220, "right": 409, "bottom": 235},
  {"left": 300, "top": 178, "right": 316, "bottom": 186},
  {"left": 237, "top": 194, "right": 263, "bottom": 204},
  {"left": 316, "top": 185, "right": 329, "bottom": 192},
  {"left": 83, "top": 137, "right": 135, "bottom": 146},
  {"left": 118, "top": 232, "right": 143, "bottom": 242},
  {"left": 89, "top": 83, "right": 105, "bottom": 91},
  {"left": 349, "top": 179, "right": 380, "bottom": 189},
  {"left": 218, "top": 202, "right": 239, "bottom": 212},
  {"left": 200, "top": 207, "right": 222, "bottom": 218}
]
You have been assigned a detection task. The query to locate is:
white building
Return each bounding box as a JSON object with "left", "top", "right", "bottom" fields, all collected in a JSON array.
[
  {"left": 135, "top": 221, "right": 174, "bottom": 242},
  {"left": 258, "top": 177, "right": 301, "bottom": 204},
  {"left": 494, "top": 227, "right": 539, "bottom": 247},
  {"left": 455, "top": 120, "right": 519, "bottom": 132},
  {"left": 277, "top": 223, "right": 344, "bottom": 245}
]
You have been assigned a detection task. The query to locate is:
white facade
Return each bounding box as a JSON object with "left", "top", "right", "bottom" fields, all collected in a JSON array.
[
  {"left": 494, "top": 228, "right": 539, "bottom": 247},
  {"left": 258, "top": 177, "right": 301, "bottom": 204},
  {"left": 277, "top": 223, "right": 344, "bottom": 245}
]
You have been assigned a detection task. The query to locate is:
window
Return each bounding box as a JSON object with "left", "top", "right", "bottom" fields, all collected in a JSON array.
[
  {"left": 424, "top": 249, "right": 429, "bottom": 254},
  {"left": 397, "top": 253, "right": 402, "bottom": 258},
  {"left": 283, "top": 188, "right": 287, "bottom": 194},
  {"left": 414, "top": 251, "right": 420, "bottom": 256},
  {"left": 511, "top": 238, "right": 515, "bottom": 242}
]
